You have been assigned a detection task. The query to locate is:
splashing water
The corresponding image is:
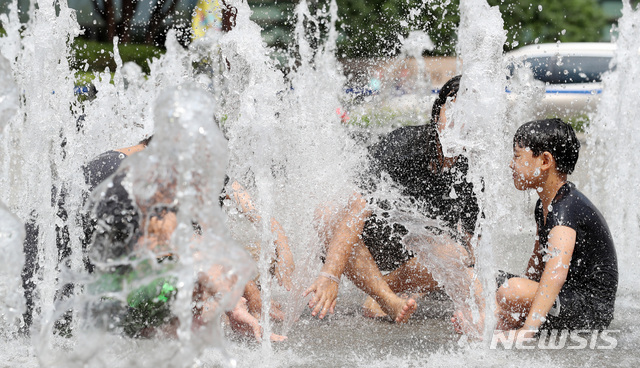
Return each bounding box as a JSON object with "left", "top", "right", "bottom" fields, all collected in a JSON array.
[
  {"left": 455, "top": 0, "right": 509, "bottom": 340},
  {"left": 1, "top": 0, "right": 640, "bottom": 366},
  {"left": 52, "top": 85, "right": 254, "bottom": 367},
  {"left": 586, "top": 2, "right": 640, "bottom": 305},
  {"left": 0, "top": 51, "right": 25, "bottom": 334},
  {"left": 400, "top": 30, "right": 435, "bottom": 102},
  {"left": 213, "top": 0, "right": 366, "bottom": 341}
]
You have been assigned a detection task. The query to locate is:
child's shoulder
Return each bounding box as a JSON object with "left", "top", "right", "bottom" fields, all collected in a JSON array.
[
  {"left": 553, "top": 182, "right": 593, "bottom": 212},
  {"left": 548, "top": 182, "right": 607, "bottom": 231}
]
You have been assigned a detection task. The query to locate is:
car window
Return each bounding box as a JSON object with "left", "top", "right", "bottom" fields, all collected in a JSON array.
[{"left": 512, "top": 56, "right": 613, "bottom": 84}]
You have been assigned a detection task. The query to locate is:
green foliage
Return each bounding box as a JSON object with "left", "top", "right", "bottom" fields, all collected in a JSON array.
[
  {"left": 333, "top": 0, "right": 609, "bottom": 58},
  {"left": 347, "top": 107, "right": 424, "bottom": 128},
  {"left": 74, "top": 71, "right": 100, "bottom": 86},
  {"left": 70, "top": 39, "right": 165, "bottom": 75},
  {"left": 335, "top": 0, "right": 407, "bottom": 58},
  {"left": 335, "top": 0, "right": 460, "bottom": 58},
  {"left": 487, "top": 0, "right": 608, "bottom": 50},
  {"left": 562, "top": 114, "right": 589, "bottom": 133},
  {"left": 413, "top": 0, "right": 460, "bottom": 56}
]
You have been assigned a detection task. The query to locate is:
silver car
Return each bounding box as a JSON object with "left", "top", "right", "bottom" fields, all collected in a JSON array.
[{"left": 506, "top": 42, "right": 615, "bottom": 120}]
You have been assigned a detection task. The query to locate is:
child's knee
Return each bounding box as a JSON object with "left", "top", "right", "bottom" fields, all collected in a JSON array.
[{"left": 495, "top": 284, "right": 510, "bottom": 307}]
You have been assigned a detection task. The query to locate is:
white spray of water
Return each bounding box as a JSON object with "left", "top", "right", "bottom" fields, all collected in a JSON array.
[
  {"left": 0, "top": 51, "right": 26, "bottom": 334},
  {"left": 400, "top": 30, "right": 435, "bottom": 116},
  {"left": 0, "top": 15, "right": 25, "bottom": 332},
  {"left": 213, "top": 2, "right": 289, "bottom": 348},
  {"left": 80, "top": 29, "right": 195, "bottom": 156},
  {"left": 586, "top": 2, "right": 640, "bottom": 298},
  {"left": 1, "top": 0, "right": 639, "bottom": 364},
  {"left": 0, "top": 0, "right": 85, "bottom": 339},
  {"left": 0, "top": 0, "right": 252, "bottom": 363},
  {"left": 36, "top": 85, "right": 253, "bottom": 367},
  {"left": 210, "top": 0, "right": 366, "bottom": 344},
  {"left": 456, "top": 0, "right": 509, "bottom": 340}
]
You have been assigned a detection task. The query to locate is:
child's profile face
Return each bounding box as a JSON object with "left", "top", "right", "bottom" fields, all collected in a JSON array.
[{"left": 510, "top": 144, "right": 542, "bottom": 191}]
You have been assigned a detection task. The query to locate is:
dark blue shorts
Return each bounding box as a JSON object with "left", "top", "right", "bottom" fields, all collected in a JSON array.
[{"left": 495, "top": 270, "right": 612, "bottom": 331}]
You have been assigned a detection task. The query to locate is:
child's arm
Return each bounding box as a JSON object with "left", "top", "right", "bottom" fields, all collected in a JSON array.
[
  {"left": 521, "top": 225, "right": 576, "bottom": 332},
  {"left": 230, "top": 180, "right": 295, "bottom": 290},
  {"left": 523, "top": 230, "right": 544, "bottom": 280},
  {"left": 270, "top": 219, "right": 294, "bottom": 290},
  {"left": 230, "top": 180, "right": 260, "bottom": 222},
  {"left": 303, "top": 193, "right": 370, "bottom": 318}
]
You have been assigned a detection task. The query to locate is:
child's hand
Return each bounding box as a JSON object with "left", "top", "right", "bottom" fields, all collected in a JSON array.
[
  {"left": 228, "top": 297, "right": 287, "bottom": 342},
  {"left": 142, "top": 211, "right": 177, "bottom": 255},
  {"left": 148, "top": 212, "right": 177, "bottom": 242},
  {"left": 303, "top": 276, "right": 339, "bottom": 319}
]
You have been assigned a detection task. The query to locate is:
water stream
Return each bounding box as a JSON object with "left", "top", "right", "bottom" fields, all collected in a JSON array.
[{"left": 0, "top": 0, "right": 639, "bottom": 366}]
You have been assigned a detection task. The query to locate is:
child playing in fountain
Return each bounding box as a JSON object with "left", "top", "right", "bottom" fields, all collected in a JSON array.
[
  {"left": 304, "top": 76, "right": 480, "bottom": 325},
  {"left": 84, "top": 138, "right": 294, "bottom": 326},
  {"left": 85, "top": 86, "right": 288, "bottom": 342},
  {"left": 481, "top": 118, "right": 618, "bottom": 336}
]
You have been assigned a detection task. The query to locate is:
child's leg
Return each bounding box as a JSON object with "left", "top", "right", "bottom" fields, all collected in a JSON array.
[
  {"left": 384, "top": 257, "right": 443, "bottom": 293},
  {"left": 495, "top": 277, "right": 538, "bottom": 330},
  {"left": 243, "top": 280, "right": 285, "bottom": 321},
  {"left": 364, "top": 237, "right": 471, "bottom": 318},
  {"left": 244, "top": 280, "right": 262, "bottom": 318},
  {"left": 343, "top": 240, "right": 417, "bottom": 323},
  {"left": 362, "top": 257, "right": 441, "bottom": 318},
  {"left": 192, "top": 268, "right": 287, "bottom": 342},
  {"left": 227, "top": 297, "right": 287, "bottom": 342},
  {"left": 451, "top": 266, "right": 486, "bottom": 337}
]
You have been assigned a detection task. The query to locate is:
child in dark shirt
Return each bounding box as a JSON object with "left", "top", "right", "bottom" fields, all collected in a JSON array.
[
  {"left": 495, "top": 118, "right": 618, "bottom": 336},
  {"left": 304, "top": 76, "right": 479, "bottom": 324}
]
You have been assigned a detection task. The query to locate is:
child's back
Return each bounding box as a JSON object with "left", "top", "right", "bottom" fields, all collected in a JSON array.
[
  {"left": 535, "top": 181, "right": 617, "bottom": 329},
  {"left": 492, "top": 118, "right": 619, "bottom": 334}
]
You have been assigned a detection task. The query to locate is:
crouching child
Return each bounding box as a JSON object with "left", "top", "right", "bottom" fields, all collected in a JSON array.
[{"left": 497, "top": 118, "right": 618, "bottom": 337}]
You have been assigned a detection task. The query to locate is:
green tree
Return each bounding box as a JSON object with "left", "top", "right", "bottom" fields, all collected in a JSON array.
[
  {"left": 333, "top": 0, "right": 458, "bottom": 57},
  {"left": 332, "top": 0, "right": 609, "bottom": 58},
  {"left": 89, "top": 0, "right": 189, "bottom": 44},
  {"left": 487, "top": 0, "right": 608, "bottom": 50},
  {"left": 333, "top": 0, "right": 409, "bottom": 58}
]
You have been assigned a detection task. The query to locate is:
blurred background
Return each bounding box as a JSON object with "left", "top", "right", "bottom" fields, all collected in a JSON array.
[
  {"left": 0, "top": 0, "right": 637, "bottom": 128},
  {"left": 0, "top": 0, "right": 631, "bottom": 69}
]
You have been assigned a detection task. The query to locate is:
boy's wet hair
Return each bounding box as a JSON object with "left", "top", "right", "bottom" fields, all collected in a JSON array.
[
  {"left": 513, "top": 118, "right": 580, "bottom": 175},
  {"left": 431, "top": 75, "right": 461, "bottom": 124}
]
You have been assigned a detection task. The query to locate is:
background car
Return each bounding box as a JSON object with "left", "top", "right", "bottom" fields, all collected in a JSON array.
[{"left": 506, "top": 42, "right": 616, "bottom": 122}]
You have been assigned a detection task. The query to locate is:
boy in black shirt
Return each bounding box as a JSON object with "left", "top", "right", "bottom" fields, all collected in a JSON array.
[
  {"left": 494, "top": 118, "right": 617, "bottom": 335},
  {"left": 304, "top": 76, "right": 479, "bottom": 323}
]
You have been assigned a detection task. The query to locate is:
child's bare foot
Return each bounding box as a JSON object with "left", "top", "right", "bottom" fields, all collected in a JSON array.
[
  {"left": 269, "top": 333, "right": 287, "bottom": 342},
  {"left": 228, "top": 298, "right": 287, "bottom": 342},
  {"left": 362, "top": 296, "right": 387, "bottom": 318},
  {"left": 394, "top": 297, "right": 417, "bottom": 324},
  {"left": 378, "top": 296, "right": 416, "bottom": 324}
]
